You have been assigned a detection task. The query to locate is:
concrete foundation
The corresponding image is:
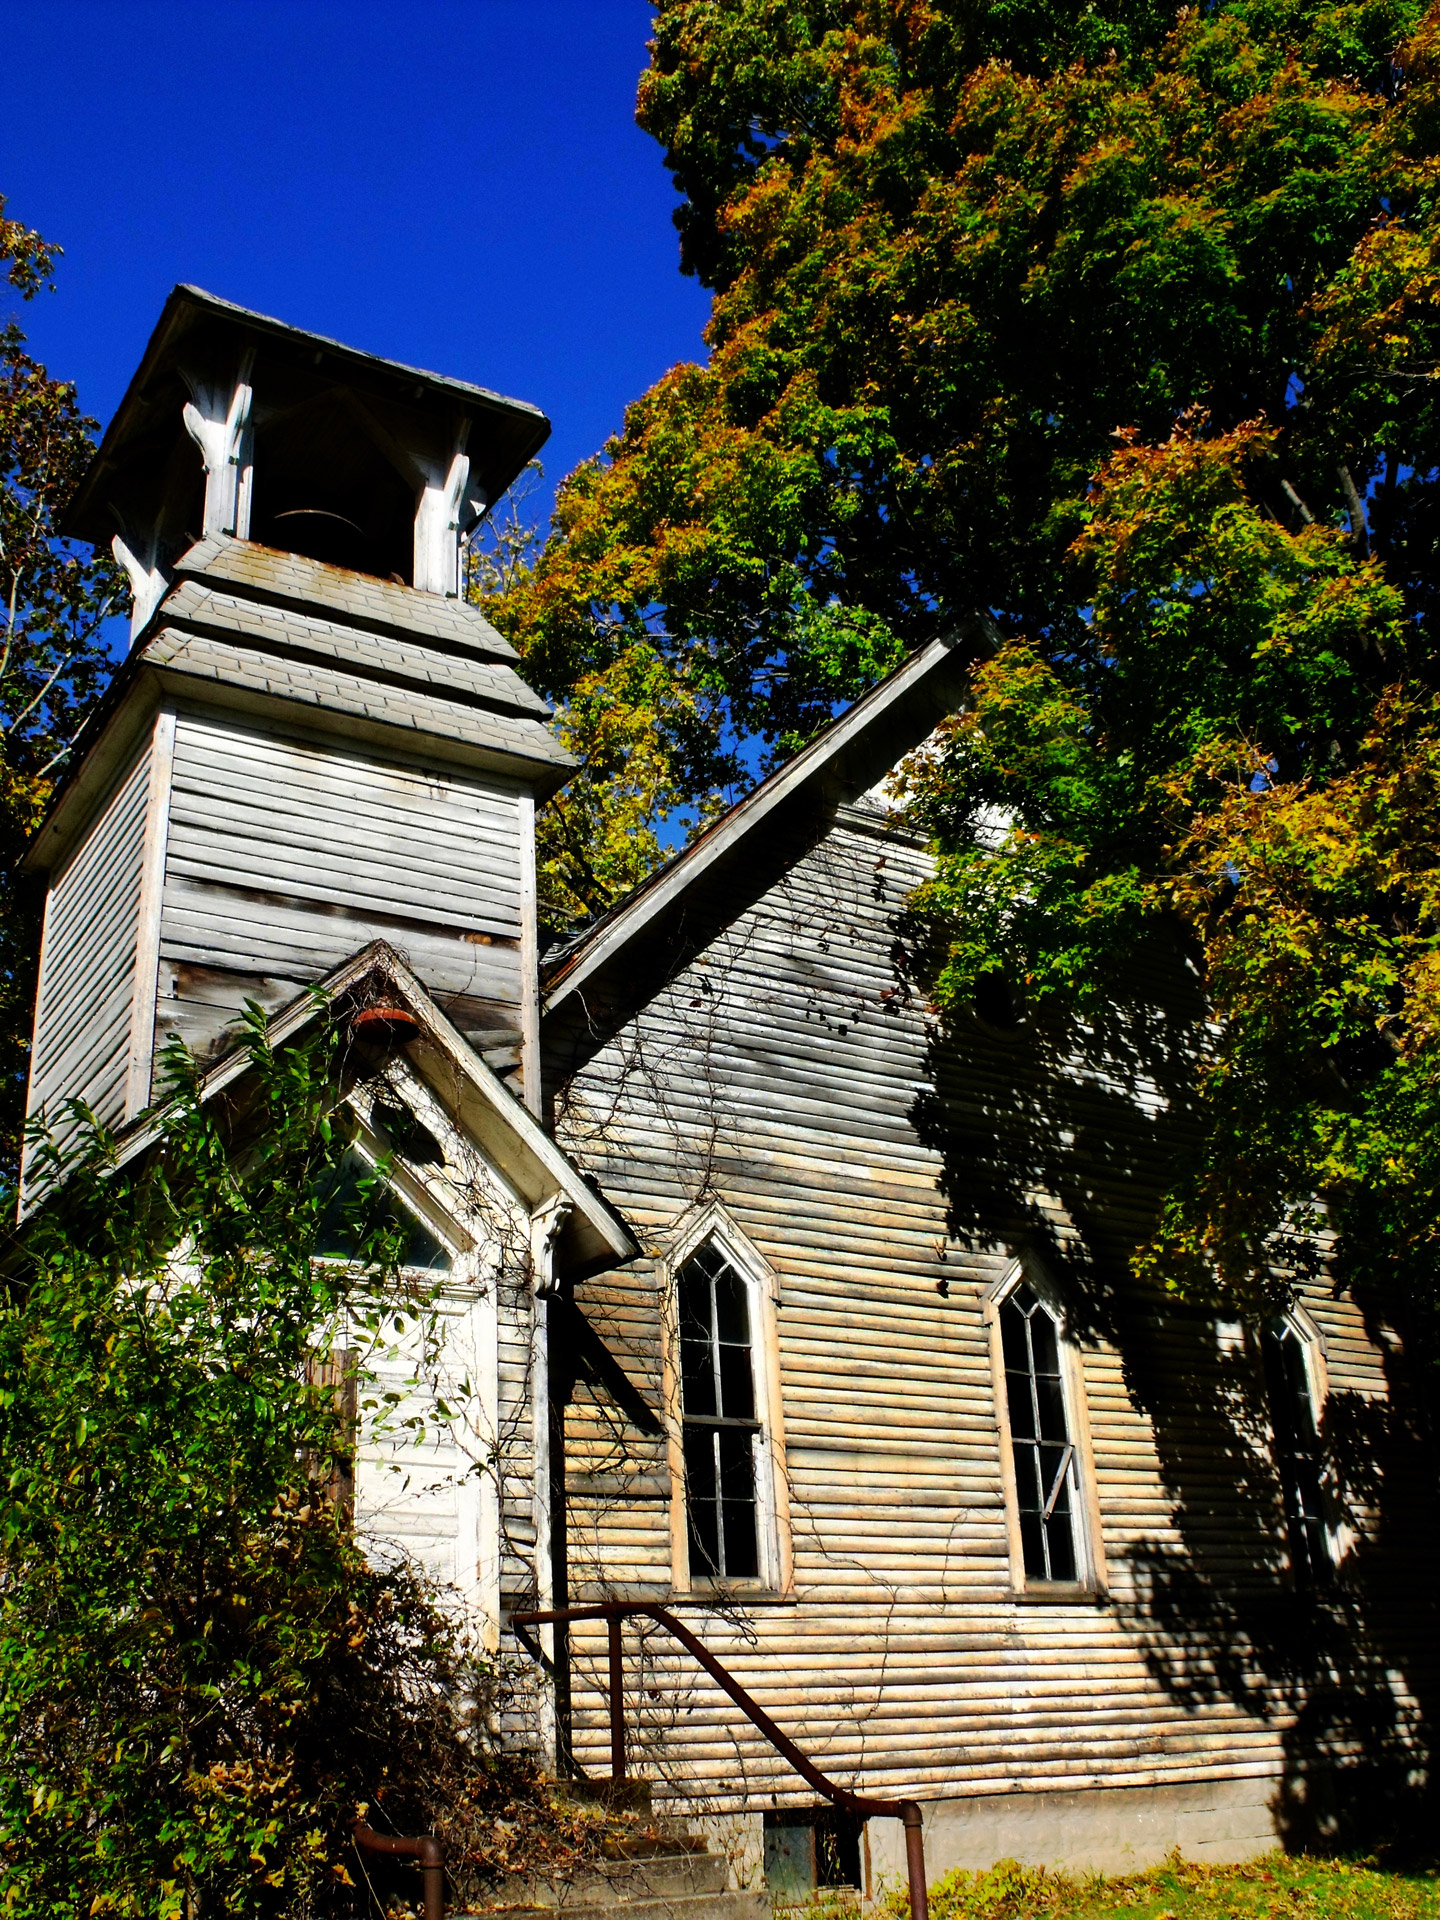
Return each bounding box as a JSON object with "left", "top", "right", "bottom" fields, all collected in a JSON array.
[{"left": 865, "top": 1776, "right": 1280, "bottom": 1886}]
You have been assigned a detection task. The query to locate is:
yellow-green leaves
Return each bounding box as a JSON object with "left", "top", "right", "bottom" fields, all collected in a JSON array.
[{"left": 491, "top": 0, "right": 1438, "bottom": 942}]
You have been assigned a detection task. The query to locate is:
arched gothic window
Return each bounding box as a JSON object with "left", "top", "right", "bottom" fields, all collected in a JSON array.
[
  {"left": 1261, "top": 1317, "right": 1333, "bottom": 1585},
  {"left": 999, "top": 1283, "right": 1082, "bottom": 1583},
  {"left": 677, "top": 1239, "right": 762, "bottom": 1580}
]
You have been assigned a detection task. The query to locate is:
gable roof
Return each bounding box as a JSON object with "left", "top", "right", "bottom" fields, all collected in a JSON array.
[
  {"left": 542, "top": 619, "right": 994, "bottom": 1026},
  {"left": 104, "top": 941, "right": 637, "bottom": 1282}
]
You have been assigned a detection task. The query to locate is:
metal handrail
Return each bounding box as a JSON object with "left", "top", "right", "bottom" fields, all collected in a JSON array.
[
  {"left": 353, "top": 1817, "right": 443, "bottom": 1920},
  {"left": 511, "top": 1601, "right": 929, "bottom": 1920}
]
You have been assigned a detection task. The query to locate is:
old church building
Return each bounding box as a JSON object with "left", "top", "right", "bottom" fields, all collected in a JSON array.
[{"left": 23, "top": 290, "right": 1433, "bottom": 1895}]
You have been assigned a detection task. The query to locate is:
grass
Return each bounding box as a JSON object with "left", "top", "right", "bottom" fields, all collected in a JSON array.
[{"left": 852, "top": 1852, "right": 1440, "bottom": 1919}]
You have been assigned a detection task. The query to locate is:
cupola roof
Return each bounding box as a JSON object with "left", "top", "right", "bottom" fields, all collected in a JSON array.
[{"left": 64, "top": 285, "right": 551, "bottom": 556}]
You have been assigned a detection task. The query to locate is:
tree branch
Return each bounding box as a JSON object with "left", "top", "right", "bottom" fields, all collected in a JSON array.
[
  {"left": 1280, "top": 479, "right": 1315, "bottom": 526},
  {"left": 1338, "top": 462, "right": 1370, "bottom": 557},
  {"left": 35, "top": 735, "right": 77, "bottom": 779},
  {"left": 7, "top": 647, "right": 74, "bottom": 734}
]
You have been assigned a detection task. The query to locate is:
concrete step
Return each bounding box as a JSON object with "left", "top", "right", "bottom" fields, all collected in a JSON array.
[
  {"left": 554, "top": 1779, "right": 655, "bottom": 1820},
  {"left": 457, "top": 1896, "right": 770, "bottom": 1920}
]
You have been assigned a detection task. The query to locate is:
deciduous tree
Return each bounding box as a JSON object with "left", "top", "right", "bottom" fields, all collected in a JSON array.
[
  {"left": 493, "top": 0, "right": 1440, "bottom": 1340},
  {"left": 0, "top": 1007, "right": 579, "bottom": 1919},
  {"left": 0, "top": 199, "right": 122, "bottom": 1177}
]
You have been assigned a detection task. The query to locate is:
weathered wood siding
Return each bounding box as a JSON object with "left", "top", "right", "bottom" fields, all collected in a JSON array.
[
  {"left": 348, "top": 1071, "right": 546, "bottom": 1662},
  {"left": 25, "top": 743, "right": 151, "bottom": 1171},
  {"left": 547, "top": 796, "right": 1419, "bottom": 1829},
  {"left": 497, "top": 1265, "right": 540, "bottom": 1599},
  {"left": 154, "top": 713, "right": 526, "bottom": 1075}
]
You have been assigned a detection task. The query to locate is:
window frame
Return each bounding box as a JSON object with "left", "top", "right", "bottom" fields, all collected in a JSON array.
[
  {"left": 1261, "top": 1306, "right": 1339, "bottom": 1584},
  {"left": 311, "top": 1082, "right": 473, "bottom": 1280},
  {"left": 661, "top": 1204, "right": 792, "bottom": 1598},
  {"left": 984, "top": 1262, "right": 1107, "bottom": 1601}
]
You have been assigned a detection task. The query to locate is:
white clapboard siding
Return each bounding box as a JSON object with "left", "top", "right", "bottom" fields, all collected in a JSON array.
[
  {"left": 356, "top": 1289, "right": 496, "bottom": 1617},
  {"left": 167, "top": 717, "right": 523, "bottom": 933},
  {"left": 551, "top": 802, "right": 1407, "bottom": 1815},
  {"left": 154, "top": 715, "right": 527, "bottom": 1070},
  {"left": 25, "top": 745, "right": 150, "bottom": 1174}
]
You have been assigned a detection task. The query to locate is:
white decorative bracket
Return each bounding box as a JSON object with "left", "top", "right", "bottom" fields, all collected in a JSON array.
[
  {"left": 413, "top": 427, "right": 485, "bottom": 596},
  {"left": 529, "top": 1196, "right": 572, "bottom": 1300},
  {"left": 111, "top": 530, "right": 169, "bottom": 645},
  {"left": 181, "top": 352, "right": 255, "bottom": 540}
]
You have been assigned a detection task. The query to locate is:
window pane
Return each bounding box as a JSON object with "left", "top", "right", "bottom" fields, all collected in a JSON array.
[
  {"left": 718, "top": 1340, "right": 755, "bottom": 1420},
  {"left": 1001, "top": 1298, "right": 1031, "bottom": 1375},
  {"left": 1018, "top": 1510, "right": 1046, "bottom": 1581},
  {"left": 683, "top": 1427, "right": 721, "bottom": 1577},
  {"left": 678, "top": 1259, "right": 717, "bottom": 1416},
  {"left": 1035, "top": 1367, "right": 1068, "bottom": 1444},
  {"left": 718, "top": 1428, "right": 759, "bottom": 1578},
  {"left": 678, "top": 1260, "right": 714, "bottom": 1344},
  {"left": 681, "top": 1336, "right": 718, "bottom": 1417},
  {"left": 714, "top": 1264, "right": 752, "bottom": 1345},
  {"left": 1012, "top": 1430, "right": 1044, "bottom": 1513},
  {"left": 717, "top": 1424, "right": 755, "bottom": 1501},
  {"left": 1027, "top": 1298, "right": 1060, "bottom": 1372},
  {"left": 1006, "top": 1365, "right": 1037, "bottom": 1440},
  {"left": 1044, "top": 1514, "right": 1077, "bottom": 1582},
  {"left": 1041, "top": 1447, "right": 1077, "bottom": 1582},
  {"left": 401, "top": 1214, "right": 451, "bottom": 1272},
  {"left": 315, "top": 1149, "right": 452, "bottom": 1271}
]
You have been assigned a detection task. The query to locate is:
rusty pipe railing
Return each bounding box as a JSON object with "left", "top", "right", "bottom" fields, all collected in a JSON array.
[
  {"left": 354, "top": 1817, "right": 443, "bottom": 1920},
  {"left": 512, "top": 1601, "right": 929, "bottom": 1920}
]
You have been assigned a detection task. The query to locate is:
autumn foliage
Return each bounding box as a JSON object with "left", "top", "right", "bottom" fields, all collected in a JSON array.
[{"left": 485, "top": 0, "right": 1440, "bottom": 1342}]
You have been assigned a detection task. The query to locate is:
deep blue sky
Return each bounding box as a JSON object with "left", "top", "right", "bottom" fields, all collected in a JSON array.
[{"left": 1, "top": 1, "right": 711, "bottom": 528}]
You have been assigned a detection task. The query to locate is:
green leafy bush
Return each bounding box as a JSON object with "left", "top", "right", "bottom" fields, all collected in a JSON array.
[{"left": 0, "top": 1007, "right": 503, "bottom": 1918}]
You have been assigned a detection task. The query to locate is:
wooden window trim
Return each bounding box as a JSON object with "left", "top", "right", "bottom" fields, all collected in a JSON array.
[
  {"left": 336, "top": 1074, "right": 478, "bottom": 1274},
  {"left": 661, "top": 1203, "right": 793, "bottom": 1600},
  {"left": 1265, "top": 1305, "right": 1342, "bottom": 1581},
  {"left": 984, "top": 1261, "right": 1108, "bottom": 1602}
]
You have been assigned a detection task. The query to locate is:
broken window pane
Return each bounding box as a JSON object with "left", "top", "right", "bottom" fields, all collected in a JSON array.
[{"left": 1002, "top": 1284, "right": 1079, "bottom": 1583}]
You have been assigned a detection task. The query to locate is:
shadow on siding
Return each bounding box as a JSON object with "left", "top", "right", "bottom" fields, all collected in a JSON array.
[{"left": 908, "top": 950, "right": 1440, "bottom": 1857}]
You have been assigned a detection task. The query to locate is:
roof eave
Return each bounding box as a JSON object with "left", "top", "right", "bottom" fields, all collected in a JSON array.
[
  {"left": 100, "top": 941, "right": 638, "bottom": 1278},
  {"left": 543, "top": 616, "right": 997, "bottom": 1020},
  {"left": 64, "top": 284, "right": 552, "bottom": 544}
]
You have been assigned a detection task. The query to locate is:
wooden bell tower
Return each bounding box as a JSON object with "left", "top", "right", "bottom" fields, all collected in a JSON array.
[{"left": 23, "top": 287, "right": 571, "bottom": 1173}]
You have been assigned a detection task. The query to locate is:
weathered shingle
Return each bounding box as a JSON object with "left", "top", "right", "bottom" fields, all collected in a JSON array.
[
  {"left": 175, "top": 537, "right": 522, "bottom": 659},
  {"left": 159, "top": 578, "right": 551, "bottom": 719},
  {"left": 145, "top": 627, "right": 576, "bottom": 772}
]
